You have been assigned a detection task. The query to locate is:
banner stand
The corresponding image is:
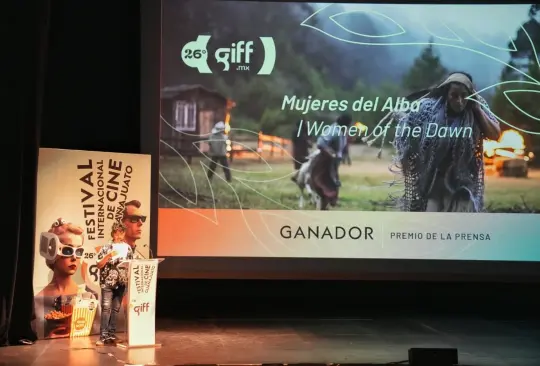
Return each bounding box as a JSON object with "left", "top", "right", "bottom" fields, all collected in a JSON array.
[{"left": 117, "top": 258, "right": 164, "bottom": 349}]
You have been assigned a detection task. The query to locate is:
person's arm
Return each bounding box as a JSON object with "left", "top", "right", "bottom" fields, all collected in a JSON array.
[
  {"left": 393, "top": 99, "right": 432, "bottom": 157},
  {"left": 317, "top": 132, "right": 337, "bottom": 157},
  {"left": 96, "top": 247, "right": 117, "bottom": 270},
  {"left": 97, "top": 253, "right": 114, "bottom": 270},
  {"left": 472, "top": 96, "right": 501, "bottom": 141}
]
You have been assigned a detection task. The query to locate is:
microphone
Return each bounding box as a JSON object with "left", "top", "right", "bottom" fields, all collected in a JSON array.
[{"left": 143, "top": 244, "right": 154, "bottom": 259}]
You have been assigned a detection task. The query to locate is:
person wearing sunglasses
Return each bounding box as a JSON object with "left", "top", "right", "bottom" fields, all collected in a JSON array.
[
  {"left": 37, "top": 219, "right": 88, "bottom": 297},
  {"left": 121, "top": 200, "right": 146, "bottom": 254},
  {"left": 35, "top": 218, "right": 98, "bottom": 338}
]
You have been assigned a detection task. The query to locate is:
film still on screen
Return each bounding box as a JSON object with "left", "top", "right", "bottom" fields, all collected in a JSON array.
[
  {"left": 154, "top": 1, "right": 540, "bottom": 262},
  {"left": 5, "top": 3, "right": 540, "bottom": 366},
  {"left": 159, "top": 1, "right": 540, "bottom": 214}
]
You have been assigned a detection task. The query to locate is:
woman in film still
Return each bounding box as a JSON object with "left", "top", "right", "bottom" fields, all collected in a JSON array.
[{"left": 367, "top": 72, "right": 501, "bottom": 212}]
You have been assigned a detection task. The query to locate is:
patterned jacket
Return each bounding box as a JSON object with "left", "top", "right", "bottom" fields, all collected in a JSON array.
[{"left": 97, "top": 241, "right": 134, "bottom": 289}]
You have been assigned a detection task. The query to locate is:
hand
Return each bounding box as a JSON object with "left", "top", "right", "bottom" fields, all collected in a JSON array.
[
  {"left": 470, "top": 92, "right": 481, "bottom": 109},
  {"left": 472, "top": 102, "right": 486, "bottom": 118},
  {"left": 110, "top": 251, "right": 118, "bottom": 257},
  {"left": 324, "top": 148, "right": 336, "bottom": 158}
]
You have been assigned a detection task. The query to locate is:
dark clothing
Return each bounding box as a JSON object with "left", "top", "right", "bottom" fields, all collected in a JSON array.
[
  {"left": 311, "top": 150, "right": 340, "bottom": 209},
  {"left": 293, "top": 154, "right": 308, "bottom": 170},
  {"left": 316, "top": 123, "right": 349, "bottom": 188},
  {"left": 99, "top": 285, "right": 125, "bottom": 340},
  {"left": 207, "top": 156, "right": 231, "bottom": 182},
  {"left": 292, "top": 127, "right": 311, "bottom": 170},
  {"left": 209, "top": 132, "right": 228, "bottom": 157},
  {"left": 207, "top": 130, "right": 231, "bottom": 182}
]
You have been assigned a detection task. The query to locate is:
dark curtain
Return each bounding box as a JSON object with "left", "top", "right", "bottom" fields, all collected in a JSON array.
[
  {"left": 1, "top": 0, "right": 51, "bottom": 346},
  {"left": 2, "top": 0, "right": 139, "bottom": 346}
]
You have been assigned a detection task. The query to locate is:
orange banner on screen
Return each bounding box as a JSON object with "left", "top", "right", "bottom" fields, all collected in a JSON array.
[
  {"left": 157, "top": 208, "right": 540, "bottom": 261},
  {"left": 158, "top": 208, "right": 284, "bottom": 257}
]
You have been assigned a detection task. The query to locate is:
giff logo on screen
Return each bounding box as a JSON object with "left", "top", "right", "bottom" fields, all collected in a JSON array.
[{"left": 181, "top": 35, "right": 276, "bottom": 75}]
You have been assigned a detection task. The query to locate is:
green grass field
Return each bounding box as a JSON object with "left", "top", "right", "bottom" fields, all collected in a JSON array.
[{"left": 158, "top": 147, "right": 540, "bottom": 212}]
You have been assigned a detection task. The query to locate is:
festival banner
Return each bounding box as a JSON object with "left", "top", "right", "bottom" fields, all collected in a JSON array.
[{"left": 33, "top": 148, "right": 151, "bottom": 339}]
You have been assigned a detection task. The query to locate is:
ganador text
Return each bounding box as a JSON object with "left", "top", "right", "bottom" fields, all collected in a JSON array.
[{"left": 280, "top": 225, "right": 374, "bottom": 240}]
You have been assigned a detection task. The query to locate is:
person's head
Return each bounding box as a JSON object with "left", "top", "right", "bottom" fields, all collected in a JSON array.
[
  {"left": 46, "top": 218, "right": 85, "bottom": 276},
  {"left": 438, "top": 72, "right": 475, "bottom": 114},
  {"left": 337, "top": 113, "right": 353, "bottom": 127},
  {"left": 212, "top": 121, "right": 226, "bottom": 134},
  {"left": 111, "top": 222, "right": 127, "bottom": 243},
  {"left": 122, "top": 200, "right": 146, "bottom": 245},
  {"left": 449, "top": 71, "right": 473, "bottom": 83}
]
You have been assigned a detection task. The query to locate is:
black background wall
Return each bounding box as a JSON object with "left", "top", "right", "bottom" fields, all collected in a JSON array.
[{"left": 3, "top": 0, "right": 538, "bottom": 346}]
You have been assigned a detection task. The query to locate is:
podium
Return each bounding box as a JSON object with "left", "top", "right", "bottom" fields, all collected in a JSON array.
[{"left": 116, "top": 258, "right": 164, "bottom": 349}]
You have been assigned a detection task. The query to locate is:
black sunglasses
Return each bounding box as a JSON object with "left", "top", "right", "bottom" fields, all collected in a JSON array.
[{"left": 125, "top": 215, "right": 147, "bottom": 224}]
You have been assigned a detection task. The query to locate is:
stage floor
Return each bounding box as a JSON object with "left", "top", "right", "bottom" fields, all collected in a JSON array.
[{"left": 2, "top": 316, "right": 539, "bottom": 366}]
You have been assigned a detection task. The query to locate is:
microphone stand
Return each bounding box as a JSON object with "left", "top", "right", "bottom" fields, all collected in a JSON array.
[{"left": 138, "top": 244, "right": 154, "bottom": 259}]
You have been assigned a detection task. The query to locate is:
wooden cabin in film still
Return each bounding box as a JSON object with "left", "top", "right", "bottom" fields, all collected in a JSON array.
[{"left": 160, "top": 84, "right": 235, "bottom": 163}]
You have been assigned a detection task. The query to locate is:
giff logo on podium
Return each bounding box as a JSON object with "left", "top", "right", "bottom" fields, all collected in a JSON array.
[
  {"left": 131, "top": 302, "right": 150, "bottom": 316},
  {"left": 181, "top": 35, "right": 276, "bottom": 75}
]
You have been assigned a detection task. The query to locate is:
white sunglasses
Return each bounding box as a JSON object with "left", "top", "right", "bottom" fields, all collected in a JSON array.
[{"left": 40, "top": 232, "right": 85, "bottom": 260}]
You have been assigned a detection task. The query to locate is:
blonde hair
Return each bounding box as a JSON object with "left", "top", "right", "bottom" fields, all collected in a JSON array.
[
  {"left": 111, "top": 221, "right": 127, "bottom": 236},
  {"left": 45, "top": 218, "right": 84, "bottom": 269}
]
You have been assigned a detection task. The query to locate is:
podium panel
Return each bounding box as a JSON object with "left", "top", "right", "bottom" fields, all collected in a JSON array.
[{"left": 118, "top": 258, "right": 163, "bottom": 349}]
